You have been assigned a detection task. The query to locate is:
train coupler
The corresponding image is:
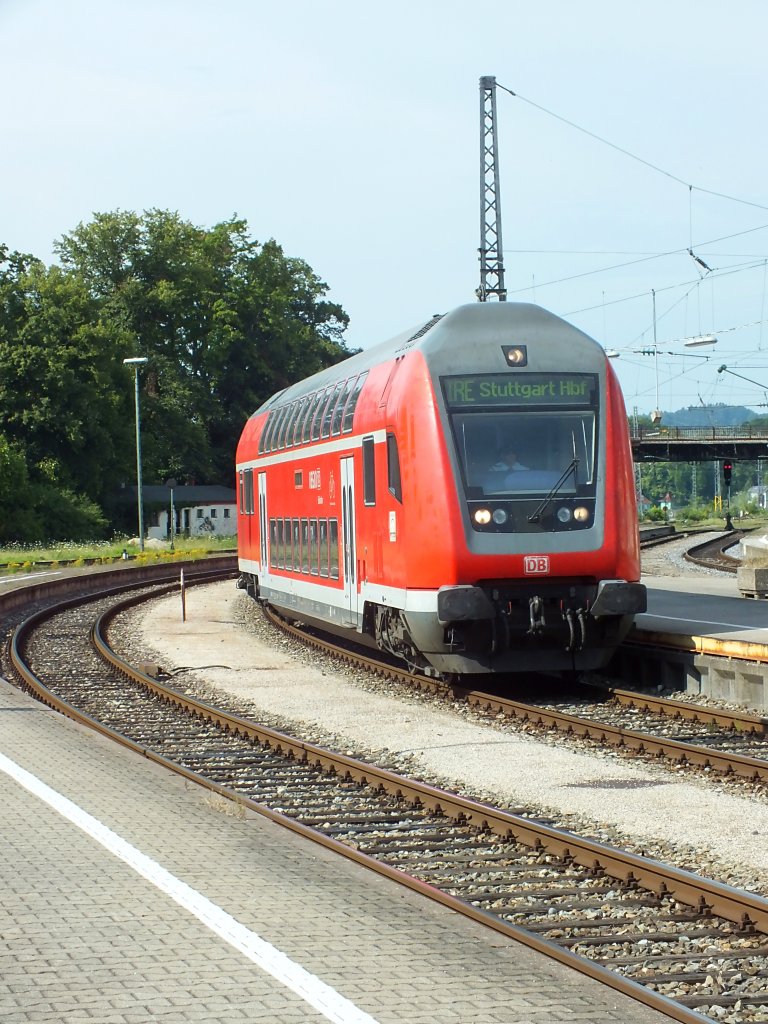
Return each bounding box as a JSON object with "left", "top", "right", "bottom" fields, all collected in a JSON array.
[
  {"left": 562, "top": 606, "right": 587, "bottom": 652},
  {"left": 527, "top": 595, "right": 546, "bottom": 635}
]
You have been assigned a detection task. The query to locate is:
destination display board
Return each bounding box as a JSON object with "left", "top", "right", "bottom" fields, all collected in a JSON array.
[{"left": 442, "top": 373, "right": 597, "bottom": 408}]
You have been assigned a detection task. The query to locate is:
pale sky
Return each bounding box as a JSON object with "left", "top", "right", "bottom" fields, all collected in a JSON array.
[{"left": 4, "top": 0, "right": 768, "bottom": 416}]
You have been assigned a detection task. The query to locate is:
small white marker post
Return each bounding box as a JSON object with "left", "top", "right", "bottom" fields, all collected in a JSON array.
[{"left": 180, "top": 568, "right": 186, "bottom": 622}]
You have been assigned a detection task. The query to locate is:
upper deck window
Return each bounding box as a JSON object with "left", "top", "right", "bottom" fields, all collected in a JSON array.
[
  {"left": 321, "top": 382, "right": 345, "bottom": 439},
  {"left": 293, "top": 396, "right": 310, "bottom": 446},
  {"left": 342, "top": 372, "right": 367, "bottom": 432},
  {"left": 312, "top": 385, "right": 335, "bottom": 441},
  {"left": 331, "top": 378, "right": 354, "bottom": 435}
]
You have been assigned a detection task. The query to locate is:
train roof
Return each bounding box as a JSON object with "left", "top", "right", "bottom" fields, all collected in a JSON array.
[{"left": 252, "top": 302, "right": 603, "bottom": 415}]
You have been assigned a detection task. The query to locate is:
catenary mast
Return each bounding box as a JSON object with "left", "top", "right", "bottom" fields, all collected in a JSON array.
[{"left": 477, "top": 75, "right": 507, "bottom": 301}]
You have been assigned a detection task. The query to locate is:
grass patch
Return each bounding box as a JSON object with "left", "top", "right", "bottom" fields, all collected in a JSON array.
[{"left": 0, "top": 535, "right": 236, "bottom": 571}]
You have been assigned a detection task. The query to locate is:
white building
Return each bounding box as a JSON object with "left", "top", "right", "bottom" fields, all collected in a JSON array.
[{"left": 123, "top": 485, "right": 237, "bottom": 541}]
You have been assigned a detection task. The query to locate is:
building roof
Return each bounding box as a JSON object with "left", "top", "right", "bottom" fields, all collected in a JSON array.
[{"left": 121, "top": 484, "right": 236, "bottom": 504}]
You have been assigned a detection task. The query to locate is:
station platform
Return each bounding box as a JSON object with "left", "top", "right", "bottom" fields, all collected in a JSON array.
[{"left": 0, "top": 674, "right": 671, "bottom": 1024}]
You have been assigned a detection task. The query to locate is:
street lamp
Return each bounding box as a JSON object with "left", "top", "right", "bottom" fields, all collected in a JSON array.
[
  {"left": 165, "top": 478, "right": 177, "bottom": 551},
  {"left": 123, "top": 357, "right": 149, "bottom": 551},
  {"left": 651, "top": 289, "right": 662, "bottom": 425},
  {"left": 717, "top": 364, "right": 768, "bottom": 390}
]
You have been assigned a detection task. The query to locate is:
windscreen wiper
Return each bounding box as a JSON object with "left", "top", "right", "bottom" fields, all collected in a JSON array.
[{"left": 527, "top": 458, "right": 579, "bottom": 523}]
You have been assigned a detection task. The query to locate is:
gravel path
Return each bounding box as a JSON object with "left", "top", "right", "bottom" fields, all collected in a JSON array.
[
  {"left": 640, "top": 530, "right": 739, "bottom": 578},
  {"left": 130, "top": 571, "right": 768, "bottom": 899}
]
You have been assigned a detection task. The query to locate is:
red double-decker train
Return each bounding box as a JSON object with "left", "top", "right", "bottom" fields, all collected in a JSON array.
[{"left": 236, "top": 302, "right": 645, "bottom": 677}]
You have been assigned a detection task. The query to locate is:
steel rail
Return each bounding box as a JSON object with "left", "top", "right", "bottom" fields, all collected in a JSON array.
[
  {"left": 684, "top": 532, "right": 743, "bottom": 573},
  {"left": 8, "top": 577, "right": 768, "bottom": 1022},
  {"left": 8, "top": 564, "right": 768, "bottom": 1021},
  {"left": 263, "top": 606, "right": 768, "bottom": 784},
  {"left": 592, "top": 684, "right": 768, "bottom": 733}
]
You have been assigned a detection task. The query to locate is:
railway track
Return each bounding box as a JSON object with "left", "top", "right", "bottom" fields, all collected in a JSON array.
[
  {"left": 2, "top": 569, "right": 768, "bottom": 1022},
  {"left": 683, "top": 532, "right": 744, "bottom": 574},
  {"left": 639, "top": 526, "right": 744, "bottom": 573},
  {"left": 264, "top": 607, "right": 768, "bottom": 791}
]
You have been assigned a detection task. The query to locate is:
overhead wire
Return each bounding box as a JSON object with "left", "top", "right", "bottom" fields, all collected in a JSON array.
[
  {"left": 497, "top": 83, "right": 768, "bottom": 213},
  {"left": 493, "top": 82, "right": 768, "bottom": 406}
]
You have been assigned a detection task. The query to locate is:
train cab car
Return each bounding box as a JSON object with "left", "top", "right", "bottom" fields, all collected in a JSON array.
[{"left": 236, "top": 302, "right": 646, "bottom": 677}]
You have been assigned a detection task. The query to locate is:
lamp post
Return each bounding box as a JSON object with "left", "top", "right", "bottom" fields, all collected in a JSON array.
[
  {"left": 651, "top": 289, "right": 661, "bottom": 425},
  {"left": 165, "top": 478, "right": 177, "bottom": 551},
  {"left": 123, "top": 357, "right": 149, "bottom": 552}
]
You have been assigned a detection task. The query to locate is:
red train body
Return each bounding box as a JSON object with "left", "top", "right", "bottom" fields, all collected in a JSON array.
[{"left": 236, "top": 302, "right": 646, "bottom": 676}]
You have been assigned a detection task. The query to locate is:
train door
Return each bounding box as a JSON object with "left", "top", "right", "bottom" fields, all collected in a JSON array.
[
  {"left": 258, "top": 471, "right": 268, "bottom": 574},
  {"left": 340, "top": 456, "right": 359, "bottom": 625}
]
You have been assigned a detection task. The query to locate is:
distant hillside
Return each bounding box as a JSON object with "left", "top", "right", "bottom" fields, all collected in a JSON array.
[{"left": 661, "top": 404, "right": 768, "bottom": 428}]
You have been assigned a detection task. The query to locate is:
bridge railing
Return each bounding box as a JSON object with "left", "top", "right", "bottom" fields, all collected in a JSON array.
[{"left": 630, "top": 425, "right": 768, "bottom": 441}]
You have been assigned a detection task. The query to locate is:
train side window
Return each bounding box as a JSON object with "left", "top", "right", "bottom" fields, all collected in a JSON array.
[
  {"left": 386, "top": 434, "right": 402, "bottom": 503},
  {"left": 244, "top": 468, "right": 254, "bottom": 514},
  {"left": 271, "top": 407, "right": 288, "bottom": 451},
  {"left": 308, "top": 389, "right": 326, "bottom": 441},
  {"left": 270, "top": 519, "right": 278, "bottom": 568},
  {"left": 303, "top": 391, "right": 320, "bottom": 442},
  {"left": 342, "top": 371, "right": 368, "bottom": 432},
  {"left": 319, "top": 520, "right": 329, "bottom": 576},
  {"left": 238, "top": 470, "right": 245, "bottom": 513},
  {"left": 283, "top": 402, "right": 301, "bottom": 449},
  {"left": 284, "top": 518, "right": 293, "bottom": 570},
  {"left": 362, "top": 435, "right": 376, "bottom": 506},
  {"left": 312, "top": 385, "right": 335, "bottom": 441},
  {"left": 293, "top": 397, "right": 309, "bottom": 446},
  {"left": 276, "top": 519, "right": 285, "bottom": 568},
  {"left": 301, "top": 518, "right": 309, "bottom": 573},
  {"left": 277, "top": 404, "right": 294, "bottom": 450},
  {"left": 270, "top": 407, "right": 285, "bottom": 451},
  {"left": 310, "top": 519, "right": 319, "bottom": 574},
  {"left": 261, "top": 411, "right": 276, "bottom": 453},
  {"left": 329, "top": 519, "right": 339, "bottom": 579},
  {"left": 331, "top": 379, "right": 353, "bottom": 435},
  {"left": 321, "top": 382, "right": 344, "bottom": 439}
]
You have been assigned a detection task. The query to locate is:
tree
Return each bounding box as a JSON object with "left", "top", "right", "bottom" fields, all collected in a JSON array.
[
  {"left": 0, "top": 213, "right": 352, "bottom": 541},
  {"left": 55, "top": 210, "right": 352, "bottom": 484},
  {"left": 0, "top": 434, "right": 107, "bottom": 543},
  {"left": 0, "top": 255, "right": 131, "bottom": 505}
]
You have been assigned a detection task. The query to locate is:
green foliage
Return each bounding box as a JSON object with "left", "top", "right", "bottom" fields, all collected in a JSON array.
[
  {"left": 0, "top": 432, "right": 108, "bottom": 543},
  {"left": 0, "top": 212, "right": 353, "bottom": 542},
  {"left": 675, "top": 505, "right": 711, "bottom": 523},
  {"left": 0, "top": 534, "right": 235, "bottom": 569},
  {"left": 644, "top": 505, "right": 668, "bottom": 522}
]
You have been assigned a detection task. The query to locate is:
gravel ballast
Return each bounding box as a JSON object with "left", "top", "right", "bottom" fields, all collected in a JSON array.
[{"left": 130, "top": 578, "right": 768, "bottom": 898}]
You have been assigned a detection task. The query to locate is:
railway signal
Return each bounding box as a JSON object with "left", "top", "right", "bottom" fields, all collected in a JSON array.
[{"left": 723, "top": 461, "right": 734, "bottom": 531}]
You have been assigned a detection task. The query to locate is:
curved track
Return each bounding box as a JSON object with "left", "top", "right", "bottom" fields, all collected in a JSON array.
[
  {"left": 265, "top": 606, "right": 768, "bottom": 788},
  {"left": 2, "top": 568, "right": 768, "bottom": 1022}
]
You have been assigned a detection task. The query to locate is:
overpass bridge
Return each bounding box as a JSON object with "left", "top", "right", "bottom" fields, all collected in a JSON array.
[{"left": 631, "top": 425, "right": 768, "bottom": 462}]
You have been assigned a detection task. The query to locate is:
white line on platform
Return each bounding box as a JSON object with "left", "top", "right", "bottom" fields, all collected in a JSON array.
[
  {"left": 642, "top": 613, "right": 767, "bottom": 633},
  {"left": 0, "top": 571, "right": 63, "bottom": 583},
  {"left": 0, "top": 751, "right": 380, "bottom": 1024}
]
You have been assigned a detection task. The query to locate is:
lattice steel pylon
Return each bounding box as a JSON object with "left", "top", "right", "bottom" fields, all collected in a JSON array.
[{"left": 477, "top": 75, "right": 507, "bottom": 302}]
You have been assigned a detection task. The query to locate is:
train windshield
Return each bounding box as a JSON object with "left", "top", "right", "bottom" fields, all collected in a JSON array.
[{"left": 450, "top": 409, "right": 596, "bottom": 496}]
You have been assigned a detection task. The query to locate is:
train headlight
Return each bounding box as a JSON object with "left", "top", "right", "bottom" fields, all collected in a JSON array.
[
  {"left": 474, "top": 507, "right": 492, "bottom": 525},
  {"left": 492, "top": 508, "right": 508, "bottom": 524},
  {"left": 573, "top": 506, "right": 590, "bottom": 522},
  {"left": 556, "top": 507, "right": 572, "bottom": 523},
  {"left": 502, "top": 344, "right": 528, "bottom": 366}
]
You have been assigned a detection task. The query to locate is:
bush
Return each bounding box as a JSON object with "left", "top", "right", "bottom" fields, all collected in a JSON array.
[
  {"left": 675, "top": 506, "right": 710, "bottom": 523},
  {"left": 644, "top": 505, "right": 668, "bottom": 522}
]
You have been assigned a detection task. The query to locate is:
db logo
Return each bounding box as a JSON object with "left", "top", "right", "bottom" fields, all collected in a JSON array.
[{"left": 524, "top": 555, "right": 550, "bottom": 575}]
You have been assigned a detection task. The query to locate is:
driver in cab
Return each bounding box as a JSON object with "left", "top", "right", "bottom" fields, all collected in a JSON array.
[{"left": 490, "top": 447, "right": 529, "bottom": 472}]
